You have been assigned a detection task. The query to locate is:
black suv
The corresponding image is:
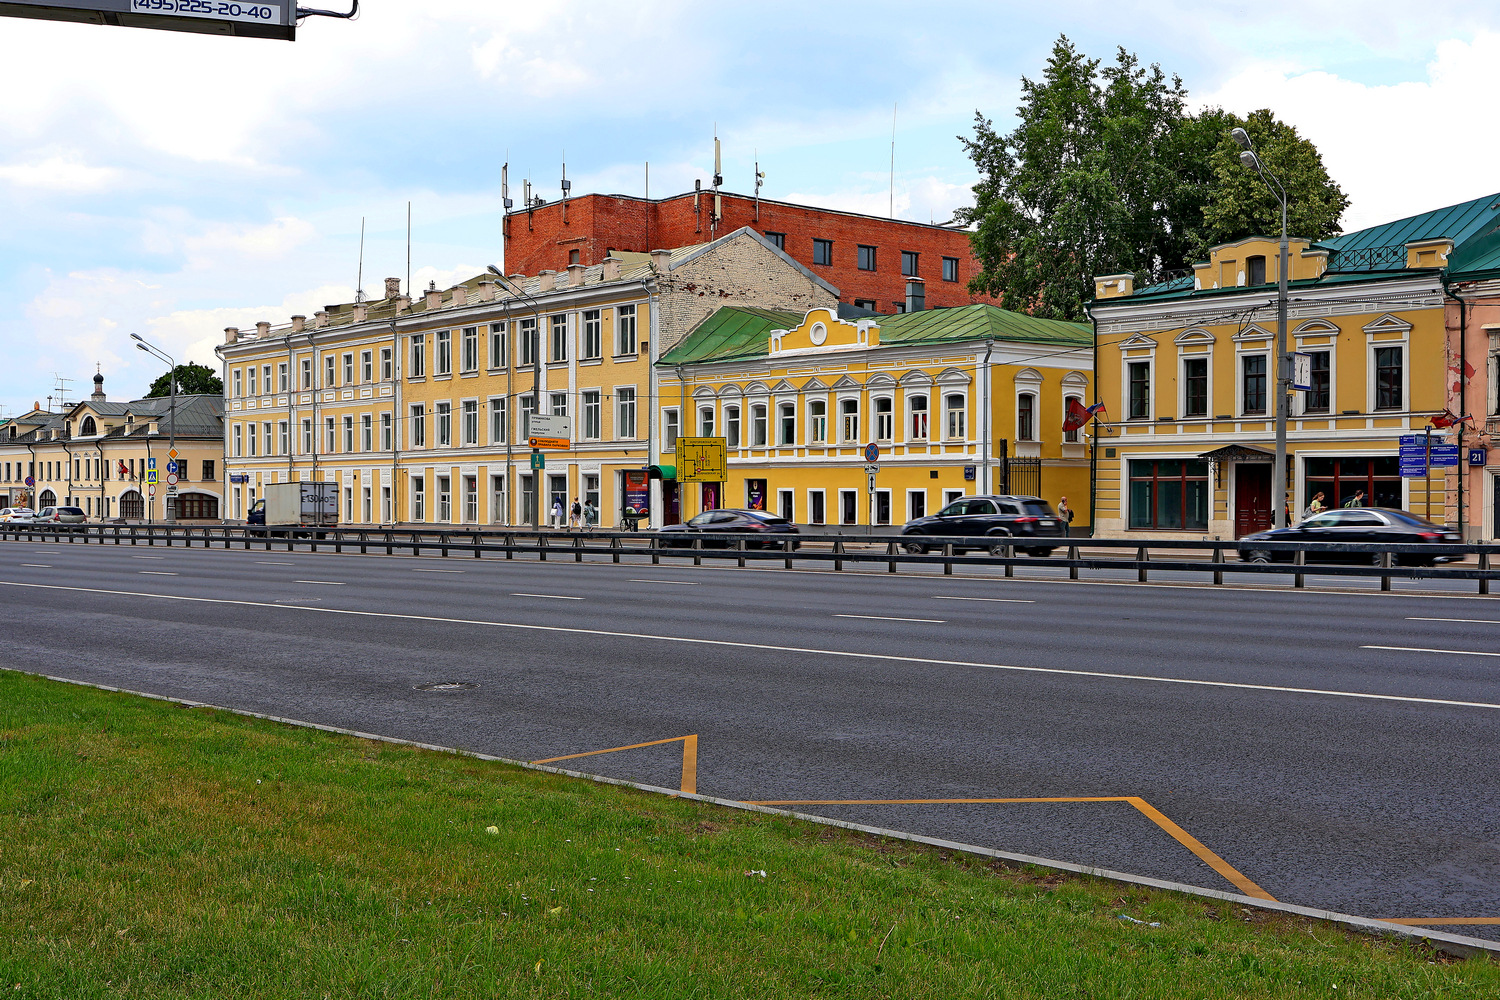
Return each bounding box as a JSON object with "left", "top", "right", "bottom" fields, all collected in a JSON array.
[{"left": 900, "top": 495, "right": 1066, "bottom": 556}]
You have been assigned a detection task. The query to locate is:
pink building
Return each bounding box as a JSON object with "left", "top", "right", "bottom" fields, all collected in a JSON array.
[{"left": 1446, "top": 225, "right": 1500, "bottom": 538}]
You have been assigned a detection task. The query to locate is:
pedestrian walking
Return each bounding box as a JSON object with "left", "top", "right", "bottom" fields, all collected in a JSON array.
[
  {"left": 1057, "top": 496, "right": 1075, "bottom": 531},
  {"left": 569, "top": 498, "right": 582, "bottom": 530},
  {"left": 583, "top": 499, "right": 597, "bottom": 530},
  {"left": 1342, "top": 490, "right": 1366, "bottom": 508},
  {"left": 551, "top": 498, "right": 565, "bottom": 528},
  {"left": 1304, "top": 492, "right": 1327, "bottom": 519}
]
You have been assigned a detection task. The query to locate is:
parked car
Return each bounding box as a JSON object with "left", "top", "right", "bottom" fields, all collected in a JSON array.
[
  {"left": 0, "top": 507, "right": 36, "bottom": 523},
  {"left": 658, "top": 509, "right": 801, "bottom": 549},
  {"left": 1238, "top": 508, "right": 1461, "bottom": 565},
  {"left": 900, "top": 495, "right": 1066, "bottom": 556},
  {"left": 36, "top": 506, "right": 88, "bottom": 530}
]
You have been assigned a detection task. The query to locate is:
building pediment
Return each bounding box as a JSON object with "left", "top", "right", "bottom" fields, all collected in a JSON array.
[
  {"left": 768, "top": 307, "right": 880, "bottom": 356},
  {"left": 1233, "top": 323, "right": 1275, "bottom": 342},
  {"left": 1363, "top": 313, "right": 1413, "bottom": 335},
  {"left": 1173, "top": 328, "right": 1215, "bottom": 345},
  {"left": 1117, "top": 333, "right": 1158, "bottom": 351}
]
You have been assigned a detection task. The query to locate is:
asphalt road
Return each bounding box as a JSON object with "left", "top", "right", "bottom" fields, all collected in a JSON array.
[{"left": 4, "top": 537, "right": 1499, "bottom": 936}]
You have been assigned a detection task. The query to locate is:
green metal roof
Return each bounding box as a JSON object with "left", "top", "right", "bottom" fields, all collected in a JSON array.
[
  {"left": 1450, "top": 226, "right": 1500, "bottom": 281},
  {"left": 660, "top": 304, "right": 1090, "bottom": 367},
  {"left": 1318, "top": 191, "right": 1500, "bottom": 272}
]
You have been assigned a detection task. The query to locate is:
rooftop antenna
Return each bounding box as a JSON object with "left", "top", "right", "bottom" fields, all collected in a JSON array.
[
  {"left": 645, "top": 161, "right": 649, "bottom": 200},
  {"left": 355, "top": 216, "right": 366, "bottom": 303},
  {"left": 501, "top": 162, "right": 513, "bottom": 211},
  {"left": 560, "top": 152, "right": 571, "bottom": 224},
  {"left": 405, "top": 201, "right": 412, "bottom": 300},
  {"left": 889, "top": 102, "right": 897, "bottom": 219},
  {"left": 712, "top": 128, "right": 723, "bottom": 234},
  {"left": 754, "top": 149, "right": 765, "bottom": 222}
]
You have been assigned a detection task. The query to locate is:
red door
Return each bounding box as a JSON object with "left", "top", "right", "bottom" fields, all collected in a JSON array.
[{"left": 1234, "top": 464, "right": 1272, "bottom": 537}]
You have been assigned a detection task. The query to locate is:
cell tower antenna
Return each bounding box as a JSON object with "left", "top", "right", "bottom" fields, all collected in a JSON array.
[
  {"left": 406, "top": 201, "right": 412, "bottom": 300},
  {"left": 889, "top": 102, "right": 897, "bottom": 219},
  {"left": 355, "top": 216, "right": 366, "bottom": 303}
]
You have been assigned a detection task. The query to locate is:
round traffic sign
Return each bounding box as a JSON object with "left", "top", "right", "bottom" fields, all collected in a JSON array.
[
  {"left": 149, "top": 487, "right": 157, "bottom": 498},
  {"left": 24, "top": 476, "right": 35, "bottom": 486},
  {"left": 166, "top": 473, "right": 178, "bottom": 486},
  {"left": 864, "top": 442, "right": 880, "bottom": 463}
]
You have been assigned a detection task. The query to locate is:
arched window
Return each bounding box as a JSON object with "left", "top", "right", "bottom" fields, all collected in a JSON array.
[
  {"left": 808, "top": 399, "right": 827, "bottom": 443},
  {"left": 908, "top": 394, "right": 929, "bottom": 440},
  {"left": 39, "top": 489, "right": 56, "bottom": 507},
  {"left": 1063, "top": 395, "right": 1083, "bottom": 443},
  {"left": 80, "top": 416, "right": 96, "bottom": 436},
  {"left": 874, "top": 397, "right": 893, "bottom": 441},
  {"left": 944, "top": 393, "right": 966, "bottom": 440}
]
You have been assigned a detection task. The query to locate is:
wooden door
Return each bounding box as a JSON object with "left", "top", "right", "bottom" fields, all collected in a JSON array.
[{"left": 1234, "top": 464, "right": 1272, "bottom": 537}]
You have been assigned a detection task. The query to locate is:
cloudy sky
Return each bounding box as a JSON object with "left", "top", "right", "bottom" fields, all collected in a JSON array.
[{"left": 1, "top": 1, "right": 1497, "bottom": 414}]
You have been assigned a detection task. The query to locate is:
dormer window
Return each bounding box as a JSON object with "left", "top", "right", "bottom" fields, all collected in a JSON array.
[
  {"left": 80, "top": 416, "right": 96, "bottom": 436},
  {"left": 1246, "top": 255, "right": 1267, "bottom": 286}
]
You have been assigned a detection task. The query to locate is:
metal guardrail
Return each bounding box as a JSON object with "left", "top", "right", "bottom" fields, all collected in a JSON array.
[{"left": 3, "top": 522, "right": 1497, "bottom": 594}]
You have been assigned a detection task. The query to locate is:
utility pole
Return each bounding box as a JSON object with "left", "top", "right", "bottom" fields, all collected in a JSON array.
[{"left": 131, "top": 334, "right": 177, "bottom": 522}]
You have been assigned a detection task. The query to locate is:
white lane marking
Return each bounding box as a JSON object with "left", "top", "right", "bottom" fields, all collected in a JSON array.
[
  {"left": 255, "top": 561, "right": 296, "bottom": 566},
  {"left": 139, "top": 571, "right": 178, "bottom": 576},
  {"left": 629, "top": 579, "right": 700, "bottom": 586},
  {"left": 1362, "top": 645, "right": 1500, "bottom": 658},
  {"left": 1408, "top": 617, "right": 1500, "bottom": 625},
  {"left": 275, "top": 598, "right": 321, "bottom": 603},
  {"left": 933, "top": 596, "right": 1035, "bottom": 604},
  {"left": 296, "top": 580, "right": 345, "bottom": 586},
  {"left": 20, "top": 563, "right": 51, "bottom": 568},
  {"left": 3, "top": 578, "right": 1500, "bottom": 712},
  {"left": 131, "top": 556, "right": 165, "bottom": 561},
  {"left": 510, "top": 593, "right": 583, "bottom": 600},
  {"left": 834, "top": 613, "right": 946, "bottom": 623},
  {"left": 414, "top": 569, "right": 464, "bottom": 574}
]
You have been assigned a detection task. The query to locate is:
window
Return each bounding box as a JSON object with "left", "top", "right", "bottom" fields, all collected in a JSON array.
[
  {"left": 410, "top": 404, "right": 426, "bottom": 448},
  {"left": 381, "top": 347, "right": 393, "bottom": 381},
  {"left": 858, "top": 245, "right": 877, "bottom": 271},
  {"left": 519, "top": 318, "right": 538, "bottom": 365},
  {"left": 1017, "top": 392, "right": 1036, "bottom": 441},
  {"left": 1242, "top": 355, "right": 1267, "bottom": 415},
  {"left": 1304, "top": 350, "right": 1330, "bottom": 413},
  {"left": 380, "top": 412, "right": 392, "bottom": 451},
  {"left": 875, "top": 397, "right": 893, "bottom": 441},
  {"left": 813, "top": 239, "right": 832, "bottom": 266},
  {"left": 299, "top": 418, "right": 311, "bottom": 453},
  {"left": 278, "top": 363, "right": 289, "bottom": 392},
  {"left": 751, "top": 403, "right": 768, "bottom": 446},
  {"left": 902, "top": 251, "right": 919, "bottom": 276},
  {"left": 664, "top": 408, "right": 679, "bottom": 450},
  {"left": 261, "top": 365, "right": 271, "bottom": 394},
  {"left": 840, "top": 489, "right": 858, "bottom": 525},
  {"left": 764, "top": 231, "right": 786, "bottom": 250},
  {"left": 550, "top": 392, "right": 568, "bottom": 417},
  {"left": 323, "top": 416, "right": 335, "bottom": 452},
  {"left": 461, "top": 327, "right": 478, "bottom": 373},
  {"left": 363, "top": 486, "right": 372, "bottom": 524},
  {"left": 1063, "top": 396, "right": 1083, "bottom": 443},
  {"left": 519, "top": 393, "right": 537, "bottom": 436},
  {"left": 436, "top": 402, "right": 452, "bottom": 446},
  {"left": 436, "top": 330, "right": 452, "bottom": 376},
  {"left": 1247, "top": 255, "right": 1267, "bottom": 286},
  {"left": 342, "top": 415, "right": 353, "bottom": 452},
  {"left": 330, "top": 355, "right": 340, "bottom": 388},
  {"left": 490, "top": 398, "right": 507, "bottom": 443},
  {"left": 583, "top": 391, "right": 601, "bottom": 440},
  {"left": 412, "top": 475, "right": 425, "bottom": 521},
  {"left": 909, "top": 394, "right": 929, "bottom": 440},
  {"left": 809, "top": 490, "right": 826, "bottom": 525},
  {"left": 778, "top": 402, "right": 796, "bottom": 445},
  {"left": 1305, "top": 456, "right": 1402, "bottom": 510},
  {"left": 615, "top": 305, "right": 637, "bottom": 355},
  {"left": 840, "top": 398, "right": 859, "bottom": 443},
  {"left": 944, "top": 393, "right": 966, "bottom": 440},
  {"left": 698, "top": 404, "right": 714, "bottom": 437},
  {"left": 1375, "top": 346, "right": 1402, "bottom": 410},
  {"left": 279, "top": 421, "right": 289, "bottom": 455},
  {"left": 202, "top": 460, "right": 214, "bottom": 481},
  {"left": 437, "top": 475, "right": 451, "bottom": 522},
  {"left": 301, "top": 358, "right": 313, "bottom": 390},
  {"left": 942, "top": 256, "right": 959, "bottom": 282},
  {"left": 808, "top": 400, "right": 827, "bottom": 443},
  {"left": 464, "top": 475, "right": 478, "bottom": 523},
  {"left": 725, "top": 404, "right": 741, "bottom": 447},
  {"left": 853, "top": 298, "right": 877, "bottom": 311},
  {"left": 462, "top": 400, "right": 478, "bottom": 445},
  {"left": 582, "top": 310, "right": 602, "bottom": 360},
  {"left": 615, "top": 388, "right": 636, "bottom": 439},
  {"left": 550, "top": 314, "right": 568, "bottom": 362},
  {"left": 233, "top": 424, "right": 242, "bottom": 457},
  {"left": 1128, "top": 361, "right": 1150, "bottom": 420},
  {"left": 489, "top": 322, "right": 507, "bottom": 369},
  {"left": 1183, "top": 357, "right": 1208, "bottom": 418},
  {"left": 410, "top": 334, "right": 425, "bottom": 378},
  {"left": 233, "top": 369, "right": 242, "bottom": 397},
  {"left": 341, "top": 353, "right": 353, "bottom": 385},
  {"left": 1129, "top": 459, "right": 1209, "bottom": 530}
]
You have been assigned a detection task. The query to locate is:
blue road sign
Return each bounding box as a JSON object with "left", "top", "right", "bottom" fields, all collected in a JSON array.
[
  {"left": 166, "top": 460, "right": 178, "bottom": 474},
  {"left": 864, "top": 442, "right": 880, "bottom": 463},
  {"left": 147, "top": 457, "right": 157, "bottom": 470},
  {"left": 1470, "top": 448, "right": 1489, "bottom": 466},
  {"left": 1429, "top": 444, "right": 1460, "bottom": 467},
  {"left": 1399, "top": 435, "right": 1424, "bottom": 448},
  {"left": 1399, "top": 463, "right": 1429, "bottom": 479}
]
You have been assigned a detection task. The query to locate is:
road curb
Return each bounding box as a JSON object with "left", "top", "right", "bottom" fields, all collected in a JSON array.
[{"left": 9, "top": 666, "right": 1497, "bottom": 960}]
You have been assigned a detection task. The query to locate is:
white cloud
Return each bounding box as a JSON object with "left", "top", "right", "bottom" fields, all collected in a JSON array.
[
  {"left": 1199, "top": 30, "right": 1500, "bottom": 231},
  {"left": 0, "top": 154, "right": 120, "bottom": 192}
]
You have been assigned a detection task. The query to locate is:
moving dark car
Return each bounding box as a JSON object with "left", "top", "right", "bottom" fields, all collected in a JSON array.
[
  {"left": 247, "top": 498, "right": 265, "bottom": 525},
  {"left": 1239, "top": 507, "right": 1461, "bottom": 565},
  {"left": 659, "top": 509, "right": 801, "bottom": 548},
  {"left": 900, "top": 495, "right": 1065, "bottom": 556}
]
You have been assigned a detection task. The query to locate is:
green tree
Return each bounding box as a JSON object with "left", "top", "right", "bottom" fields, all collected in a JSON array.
[
  {"left": 956, "top": 37, "right": 1348, "bottom": 321},
  {"left": 146, "top": 362, "right": 221, "bottom": 398},
  {"left": 1191, "top": 108, "right": 1350, "bottom": 260}
]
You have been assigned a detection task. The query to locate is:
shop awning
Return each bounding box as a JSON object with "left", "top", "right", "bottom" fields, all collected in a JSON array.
[
  {"left": 1198, "top": 444, "right": 1274, "bottom": 463},
  {"left": 647, "top": 464, "right": 676, "bottom": 480}
]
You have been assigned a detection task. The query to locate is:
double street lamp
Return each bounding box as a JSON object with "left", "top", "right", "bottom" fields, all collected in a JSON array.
[
  {"left": 486, "top": 264, "right": 544, "bottom": 529},
  {"left": 1232, "top": 127, "right": 1291, "bottom": 528},
  {"left": 131, "top": 333, "right": 177, "bottom": 523}
]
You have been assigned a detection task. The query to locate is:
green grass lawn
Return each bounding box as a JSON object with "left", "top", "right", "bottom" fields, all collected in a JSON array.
[{"left": 1, "top": 669, "right": 1494, "bottom": 999}]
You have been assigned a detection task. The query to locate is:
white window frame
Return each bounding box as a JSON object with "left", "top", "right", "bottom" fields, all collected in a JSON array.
[
  {"left": 698, "top": 403, "right": 715, "bottom": 437},
  {"left": 490, "top": 396, "right": 508, "bottom": 444},
  {"left": 838, "top": 396, "right": 860, "bottom": 444},
  {"left": 906, "top": 488, "right": 927, "bottom": 521},
  {"left": 380, "top": 412, "right": 392, "bottom": 451},
  {"left": 725, "top": 403, "right": 741, "bottom": 447},
  {"left": 943, "top": 392, "right": 967, "bottom": 441},
  {"left": 410, "top": 404, "right": 426, "bottom": 448},
  {"left": 873, "top": 396, "right": 894, "bottom": 443},
  {"left": 663, "top": 407, "right": 679, "bottom": 451},
  {"left": 1179, "top": 351, "right": 1212, "bottom": 420},
  {"left": 410, "top": 334, "right": 426, "bottom": 379},
  {"left": 582, "top": 309, "right": 602, "bottom": 360},
  {"left": 1124, "top": 358, "right": 1153, "bottom": 421},
  {"left": 361, "top": 413, "right": 372, "bottom": 451},
  {"left": 808, "top": 398, "right": 828, "bottom": 445},
  {"left": 411, "top": 474, "right": 425, "bottom": 521},
  {"left": 807, "top": 488, "right": 826, "bottom": 525},
  {"left": 342, "top": 353, "right": 353, "bottom": 385},
  {"left": 615, "top": 304, "right": 637, "bottom": 356},
  {"left": 436, "top": 401, "right": 452, "bottom": 446},
  {"left": 1236, "top": 347, "right": 1271, "bottom": 417},
  {"left": 436, "top": 329, "right": 452, "bottom": 376},
  {"left": 462, "top": 399, "right": 479, "bottom": 446},
  {"left": 907, "top": 393, "right": 929, "bottom": 442},
  {"left": 489, "top": 322, "right": 507, "bottom": 370},
  {"left": 361, "top": 349, "right": 373, "bottom": 383},
  {"left": 582, "top": 391, "right": 602, "bottom": 440},
  {"left": 615, "top": 387, "right": 637, "bottom": 439},
  {"left": 461, "top": 327, "right": 478, "bottom": 373}
]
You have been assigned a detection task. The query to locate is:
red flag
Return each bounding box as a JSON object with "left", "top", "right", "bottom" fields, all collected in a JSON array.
[
  {"left": 1063, "top": 399, "right": 1106, "bottom": 433},
  {"left": 117, "top": 460, "right": 129, "bottom": 478}
]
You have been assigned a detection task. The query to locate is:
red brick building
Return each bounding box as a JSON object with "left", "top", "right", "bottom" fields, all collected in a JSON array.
[{"left": 503, "top": 190, "right": 990, "bottom": 314}]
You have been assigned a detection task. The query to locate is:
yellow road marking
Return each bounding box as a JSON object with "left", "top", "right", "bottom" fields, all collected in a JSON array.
[
  {"left": 1378, "top": 917, "right": 1500, "bottom": 926},
  {"left": 744, "top": 794, "right": 1275, "bottom": 901},
  {"left": 532, "top": 734, "right": 698, "bottom": 796}
]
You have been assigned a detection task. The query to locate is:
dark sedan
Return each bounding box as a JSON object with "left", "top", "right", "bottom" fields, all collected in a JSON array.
[
  {"left": 900, "top": 494, "right": 1066, "bottom": 556},
  {"left": 659, "top": 509, "right": 801, "bottom": 548},
  {"left": 1239, "top": 507, "right": 1461, "bottom": 565}
]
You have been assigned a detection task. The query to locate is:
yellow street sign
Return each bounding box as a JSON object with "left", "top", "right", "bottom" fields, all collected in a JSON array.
[
  {"left": 677, "top": 436, "right": 727, "bottom": 483},
  {"left": 528, "top": 436, "right": 571, "bottom": 450}
]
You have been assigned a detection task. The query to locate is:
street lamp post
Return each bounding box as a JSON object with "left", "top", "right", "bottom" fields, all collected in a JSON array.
[
  {"left": 1232, "top": 127, "right": 1291, "bottom": 528},
  {"left": 131, "top": 334, "right": 177, "bottom": 522},
  {"left": 487, "top": 265, "right": 544, "bottom": 529}
]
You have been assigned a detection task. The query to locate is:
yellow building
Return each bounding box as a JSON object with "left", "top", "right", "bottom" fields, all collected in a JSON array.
[
  {"left": 1086, "top": 196, "right": 1488, "bottom": 539},
  {"left": 656, "top": 304, "right": 1093, "bottom": 527},
  {"left": 215, "top": 227, "right": 836, "bottom": 525}
]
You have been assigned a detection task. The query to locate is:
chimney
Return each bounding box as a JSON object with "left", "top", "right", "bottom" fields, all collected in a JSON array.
[
  {"left": 507, "top": 274, "right": 527, "bottom": 296},
  {"left": 290, "top": 315, "right": 306, "bottom": 333},
  {"left": 224, "top": 326, "right": 239, "bottom": 344},
  {"left": 425, "top": 286, "right": 443, "bottom": 309},
  {"left": 567, "top": 262, "right": 585, "bottom": 286},
  {"left": 650, "top": 249, "right": 672, "bottom": 273},
  {"left": 537, "top": 270, "right": 556, "bottom": 292},
  {"left": 394, "top": 294, "right": 411, "bottom": 312},
  {"left": 602, "top": 256, "right": 621, "bottom": 281},
  {"left": 256, "top": 321, "right": 271, "bottom": 338},
  {"left": 148, "top": 421, "right": 159, "bottom": 435},
  {"left": 905, "top": 278, "right": 926, "bottom": 313},
  {"left": 476, "top": 280, "right": 496, "bottom": 302},
  {"left": 384, "top": 276, "right": 402, "bottom": 299},
  {"left": 450, "top": 285, "right": 468, "bottom": 307},
  {"left": 352, "top": 302, "right": 368, "bottom": 322},
  {"left": 314, "top": 310, "right": 329, "bottom": 329}
]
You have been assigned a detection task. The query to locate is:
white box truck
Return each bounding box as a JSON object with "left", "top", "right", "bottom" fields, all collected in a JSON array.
[{"left": 248, "top": 482, "right": 338, "bottom": 536}]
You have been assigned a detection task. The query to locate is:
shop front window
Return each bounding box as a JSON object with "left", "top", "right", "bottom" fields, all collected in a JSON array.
[
  {"left": 1128, "top": 459, "right": 1209, "bottom": 530},
  {"left": 1304, "top": 456, "right": 1400, "bottom": 510}
]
